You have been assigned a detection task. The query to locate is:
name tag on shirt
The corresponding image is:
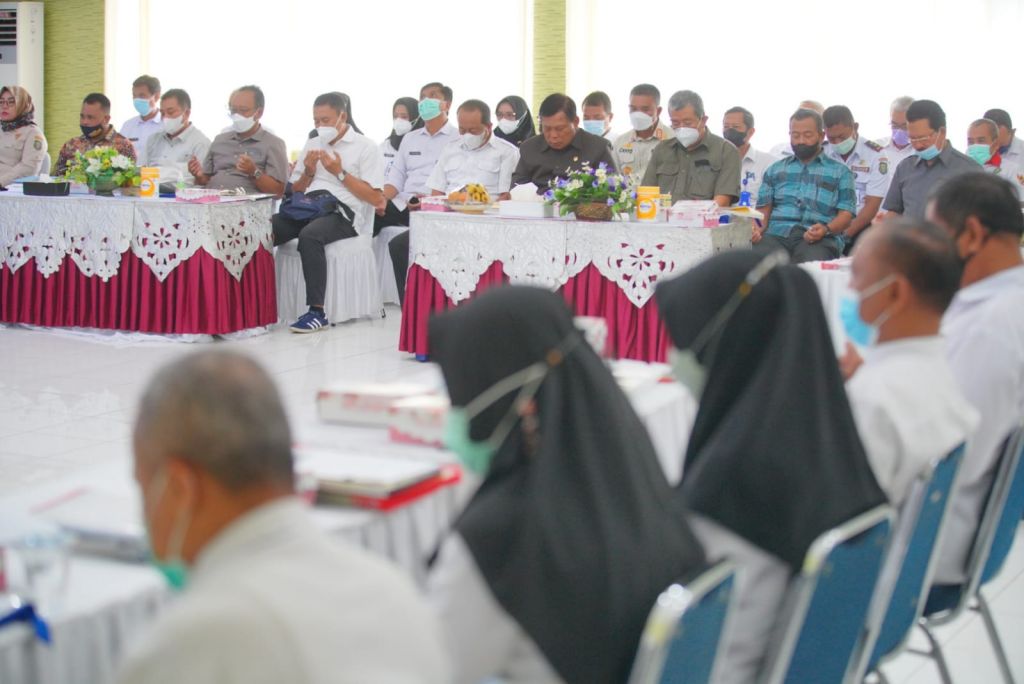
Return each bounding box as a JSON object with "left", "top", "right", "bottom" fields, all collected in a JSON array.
[
  {"left": 409, "top": 151, "right": 422, "bottom": 156},
  {"left": 851, "top": 165, "right": 870, "bottom": 173}
]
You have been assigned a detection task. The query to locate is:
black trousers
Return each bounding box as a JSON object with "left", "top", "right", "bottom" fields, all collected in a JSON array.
[
  {"left": 272, "top": 212, "right": 357, "bottom": 309},
  {"left": 372, "top": 199, "right": 410, "bottom": 236},
  {"left": 374, "top": 200, "right": 412, "bottom": 303},
  {"left": 752, "top": 226, "right": 842, "bottom": 263}
]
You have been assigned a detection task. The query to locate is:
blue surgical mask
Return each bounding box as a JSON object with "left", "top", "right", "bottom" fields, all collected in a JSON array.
[
  {"left": 143, "top": 470, "right": 191, "bottom": 591},
  {"left": 133, "top": 98, "right": 153, "bottom": 117},
  {"left": 419, "top": 98, "right": 443, "bottom": 122},
  {"left": 838, "top": 274, "right": 897, "bottom": 347},
  {"left": 917, "top": 144, "right": 940, "bottom": 161},
  {"left": 833, "top": 136, "right": 856, "bottom": 156},
  {"left": 582, "top": 120, "right": 606, "bottom": 136}
]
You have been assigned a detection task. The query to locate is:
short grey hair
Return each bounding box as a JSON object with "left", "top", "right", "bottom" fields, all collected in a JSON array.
[
  {"left": 133, "top": 350, "right": 294, "bottom": 490},
  {"left": 667, "top": 90, "right": 704, "bottom": 118},
  {"left": 969, "top": 118, "right": 1000, "bottom": 140},
  {"left": 890, "top": 96, "right": 915, "bottom": 114}
]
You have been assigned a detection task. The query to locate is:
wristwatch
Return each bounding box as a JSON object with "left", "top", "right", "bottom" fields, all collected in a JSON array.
[
  {"left": 253, "top": 168, "right": 264, "bottom": 180},
  {"left": 337, "top": 169, "right": 347, "bottom": 182}
]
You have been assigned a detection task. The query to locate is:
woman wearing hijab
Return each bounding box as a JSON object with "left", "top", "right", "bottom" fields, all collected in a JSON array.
[
  {"left": 655, "top": 250, "right": 887, "bottom": 684},
  {"left": 380, "top": 96, "right": 421, "bottom": 179},
  {"left": 494, "top": 95, "right": 536, "bottom": 148},
  {"left": 0, "top": 85, "right": 47, "bottom": 185},
  {"left": 427, "top": 286, "right": 705, "bottom": 684}
]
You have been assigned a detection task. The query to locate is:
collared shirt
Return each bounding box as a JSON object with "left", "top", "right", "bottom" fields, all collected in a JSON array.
[
  {"left": 757, "top": 153, "right": 857, "bottom": 243},
  {"left": 121, "top": 113, "right": 163, "bottom": 164},
  {"left": 612, "top": 122, "right": 673, "bottom": 178},
  {"left": 289, "top": 127, "right": 385, "bottom": 233},
  {"left": 936, "top": 264, "right": 1024, "bottom": 584},
  {"left": 426, "top": 134, "right": 520, "bottom": 196},
  {"left": 825, "top": 136, "right": 890, "bottom": 213},
  {"left": 876, "top": 137, "right": 918, "bottom": 169},
  {"left": 983, "top": 155, "right": 1024, "bottom": 202},
  {"left": 54, "top": 126, "right": 137, "bottom": 177},
  {"left": 144, "top": 124, "right": 211, "bottom": 184},
  {"left": 1001, "top": 135, "right": 1024, "bottom": 165},
  {"left": 739, "top": 146, "right": 780, "bottom": 205},
  {"left": 847, "top": 336, "right": 979, "bottom": 505},
  {"left": 379, "top": 138, "right": 400, "bottom": 181},
  {"left": 511, "top": 129, "right": 618, "bottom": 192},
  {"left": 386, "top": 121, "right": 459, "bottom": 210},
  {"left": 202, "top": 125, "right": 289, "bottom": 193},
  {"left": 115, "top": 499, "right": 450, "bottom": 684},
  {"left": 0, "top": 122, "right": 47, "bottom": 185},
  {"left": 881, "top": 143, "right": 978, "bottom": 218},
  {"left": 641, "top": 131, "right": 741, "bottom": 203}
]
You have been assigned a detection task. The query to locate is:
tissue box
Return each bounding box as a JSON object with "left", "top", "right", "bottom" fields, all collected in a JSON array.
[
  {"left": 419, "top": 196, "right": 449, "bottom": 212},
  {"left": 387, "top": 395, "right": 450, "bottom": 447},
  {"left": 669, "top": 200, "right": 721, "bottom": 228},
  {"left": 499, "top": 200, "right": 555, "bottom": 218},
  {"left": 317, "top": 383, "right": 436, "bottom": 427}
]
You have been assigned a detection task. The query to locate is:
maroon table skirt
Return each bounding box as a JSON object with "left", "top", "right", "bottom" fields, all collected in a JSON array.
[
  {"left": 0, "top": 247, "right": 277, "bottom": 335},
  {"left": 398, "top": 262, "right": 672, "bottom": 362}
]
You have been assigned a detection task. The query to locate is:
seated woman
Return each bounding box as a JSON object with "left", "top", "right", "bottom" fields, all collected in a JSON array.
[
  {"left": 655, "top": 250, "right": 886, "bottom": 684},
  {"left": 380, "top": 97, "right": 421, "bottom": 180},
  {"left": 494, "top": 95, "right": 536, "bottom": 148},
  {"left": 428, "top": 286, "right": 705, "bottom": 684},
  {"left": 0, "top": 85, "right": 47, "bottom": 185}
]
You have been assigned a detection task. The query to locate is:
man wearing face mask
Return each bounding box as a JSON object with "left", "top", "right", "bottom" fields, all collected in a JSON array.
[
  {"left": 882, "top": 100, "right": 976, "bottom": 220},
  {"left": 769, "top": 100, "right": 825, "bottom": 158},
  {"left": 722, "top": 106, "right": 778, "bottom": 205},
  {"left": 838, "top": 217, "right": 978, "bottom": 504},
  {"left": 824, "top": 105, "right": 890, "bottom": 248},
  {"left": 188, "top": 85, "right": 288, "bottom": 196},
  {"left": 983, "top": 108, "right": 1024, "bottom": 166},
  {"left": 925, "top": 172, "right": 1024, "bottom": 595},
  {"left": 426, "top": 99, "right": 519, "bottom": 199},
  {"left": 121, "top": 75, "right": 162, "bottom": 164},
  {"left": 143, "top": 89, "right": 210, "bottom": 185},
  {"left": 613, "top": 83, "right": 673, "bottom": 178},
  {"left": 966, "top": 118, "right": 1024, "bottom": 203},
  {"left": 752, "top": 108, "right": 856, "bottom": 263},
  {"left": 116, "top": 350, "right": 450, "bottom": 684},
  {"left": 53, "top": 92, "right": 137, "bottom": 176},
  {"left": 877, "top": 97, "right": 917, "bottom": 169},
  {"left": 642, "top": 90, "right": 740, "bottom": 206},
  {"left": 580, "top": 91, "right": 614, "bottom": 139}
]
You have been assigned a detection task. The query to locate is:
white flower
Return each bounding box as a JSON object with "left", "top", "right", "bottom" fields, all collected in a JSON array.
[
  {"left": 111, "top": 155, "right": 133, "bottom": 170},
  {"left": 86, "top": 160, "right": 102, "bottom": 174}
]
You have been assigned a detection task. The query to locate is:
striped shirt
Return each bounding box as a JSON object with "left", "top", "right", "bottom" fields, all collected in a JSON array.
[{"left": 757, "top": 153, "right": 856, "bottom": 241}]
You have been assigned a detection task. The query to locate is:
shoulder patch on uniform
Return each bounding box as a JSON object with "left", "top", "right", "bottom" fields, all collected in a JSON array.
[
  {"left": 878, "top": 160, "right": 888, "bottom": 175},
  {"left": 864, "top": 139, "right": 883, "bottom": 152},
  {"left": 33, "top": 139, "right": 42, "bottom": 151}
]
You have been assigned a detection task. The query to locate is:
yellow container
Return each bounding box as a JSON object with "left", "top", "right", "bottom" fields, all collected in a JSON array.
[
  {"left": 636, "top": 186, "right": 660, "bottom": 221},
  {"left": 139, "top": 167, "right": 159, "bottom": 198}
]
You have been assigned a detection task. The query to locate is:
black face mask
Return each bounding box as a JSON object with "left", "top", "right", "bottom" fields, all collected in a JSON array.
[
  {"left": 792, "top": 143, "right": 820, "bottom": 160},
  {"left": 80, "top": 123, "right": 103, "bottom": 138},
  {"left": 723, "top": 129, "right": 747, "bottom": 148}
]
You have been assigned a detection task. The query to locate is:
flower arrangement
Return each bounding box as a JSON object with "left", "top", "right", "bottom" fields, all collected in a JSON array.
[
  {"left": 63, "top": 147, "right": 140, "bottom": 194},
  {"left": 544, "top": 162, "right": 635, "bottom": 221}
]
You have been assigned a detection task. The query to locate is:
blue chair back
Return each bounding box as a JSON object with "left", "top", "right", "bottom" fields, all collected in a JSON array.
[
  {"left": 628, "top": 561, "right": 736, "bottom": 684},
  {"left": 758, "top": 505, "right": 893, "bottom": 684},
  {"left": 980, "top": 427, "right": 1024, "bottom": 585}
]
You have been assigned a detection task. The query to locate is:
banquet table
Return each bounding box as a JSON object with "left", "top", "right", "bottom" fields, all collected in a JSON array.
[
  {"left": 0, "top": 190, "right": 277, "bottom": 335},
  {"left": 399, "top": 211, "right": 754, "bottom": 362}
]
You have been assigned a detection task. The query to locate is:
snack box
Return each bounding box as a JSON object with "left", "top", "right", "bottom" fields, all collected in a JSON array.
[
  {"left": 499, "top": 200, "right": 555, "bottom": 218},
  {"left": 316, "top": 382, "right": 436, "bottom": 427},
  {"left": 387, "top": 394, "right": 450, "bottom": 447}
]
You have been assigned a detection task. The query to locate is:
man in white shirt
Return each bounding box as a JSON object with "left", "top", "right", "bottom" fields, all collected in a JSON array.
[
  {"left": 117, "top": 350, "right": 449, "bottom": 684},
  {"left": 984, "top": 108, "right": 1024, "bottom": 166},
  {"left": 121, "top": 74, "right": 162, "bottom": 164},
  {"left": 272, "top": 92, "right": 385, "bottom": 333},
  {"left": 580, "top": 90, "right": 615, "bottom": 139},
  {"left": 824, "top": 105, "right": 891, "bottom": 249},
  {"left": 144, "top": 89, "right": 210, "bottom": 185},
  {"left": 426, "top": 99, "right": 518, "bottom": 199},
  {"left": 383, "top": 81, "right": 459, "bottom": 302},
  {"left": 612, "top": 84, "right": 673, "bottom": 179},
  {"left": 926, "top": 171, "right": 1024, "bottom": 590},
  {"left": 722, "top": 105, "right": 779, "bottom": 204},
  {"left": 966, "top": 118, "right": 1024, "bottom": 203},
  {"left": 840, "top": 217, "right": 979, "bottom": 504},
  {"left": 876, "top": 96, "right": 917, "bottom": 170}
]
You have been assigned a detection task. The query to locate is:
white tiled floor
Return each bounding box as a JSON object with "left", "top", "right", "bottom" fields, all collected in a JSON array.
[{"left": 1, "top": 314, "right": 1021, "bottom": 683}]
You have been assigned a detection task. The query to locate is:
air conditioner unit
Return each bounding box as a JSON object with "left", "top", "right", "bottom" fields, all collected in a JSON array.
[{"left": 0, "top": 2, "right": 43, "bottom": 124}]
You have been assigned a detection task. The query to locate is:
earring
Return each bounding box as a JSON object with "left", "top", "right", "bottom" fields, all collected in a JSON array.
[{"left": 519, "top": 399, "right": 541, "bottom": 456}]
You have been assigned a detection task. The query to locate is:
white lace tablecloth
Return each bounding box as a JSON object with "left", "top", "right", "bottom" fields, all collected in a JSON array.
[
  {"left": 0, "top": 193, "right": 274, "bottom": 283},
  {"left": 409, "top": 212, "right": 753, "bottom": 308}
]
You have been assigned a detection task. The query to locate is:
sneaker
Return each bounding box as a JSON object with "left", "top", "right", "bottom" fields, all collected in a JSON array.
[{"left": 289, "top": 310, "right": 329, "bottom": 333}]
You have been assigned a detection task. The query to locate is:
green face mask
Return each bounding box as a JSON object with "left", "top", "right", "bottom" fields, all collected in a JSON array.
[
  {"left": 668, "top": 347, "right": 707, "bottom": 400},
  {"left": 443, "top": 407, "right": 499, "bottom": 476},
  {"left": 144, "top": 470, "right": 192, "bottom": 591}
]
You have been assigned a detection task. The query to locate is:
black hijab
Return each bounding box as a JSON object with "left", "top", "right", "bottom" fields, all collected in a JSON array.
[
  {"left": 430, "top": 286, "right": 705, "bottom": 684},
  {"left": 388, "top": 96, "right": 422, "bottom": 152},
  {"left": 655, "top": 251, "right": 885, "bottom": 570},
  {"left": 493, "top": 95, "right": 536, "bottom": 147}
]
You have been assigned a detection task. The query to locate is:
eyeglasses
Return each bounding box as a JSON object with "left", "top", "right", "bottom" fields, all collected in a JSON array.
[
  {"left": 0, "top": 98, "right": 16, "bottom": 107},
  {"left": 908, "top": 131, "right": 937, "bottom": 144}
]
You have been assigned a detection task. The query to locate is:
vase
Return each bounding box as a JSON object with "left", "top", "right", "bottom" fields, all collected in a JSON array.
[
  {"left": 89, "top": 172, "right": 119, "bottom": 197},
  {"left": 573, "top": 202, "right": 614, "bottom": 222}
]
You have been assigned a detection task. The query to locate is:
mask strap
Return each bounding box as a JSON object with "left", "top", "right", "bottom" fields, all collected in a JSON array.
[{"left": 147, "top": 467, "right": 193, "bottom": 564}]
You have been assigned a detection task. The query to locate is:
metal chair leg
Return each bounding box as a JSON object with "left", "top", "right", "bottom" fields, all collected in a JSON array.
[
  {"left": 976, "top": 593, "right": 1018, "bottom": 684},
  {"left": 918, "top": 623, "right": 955, "bottom": 684}
]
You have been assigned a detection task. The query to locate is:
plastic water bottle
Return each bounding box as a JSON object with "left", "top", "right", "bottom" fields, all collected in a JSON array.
[{"left": 738, "top": 176, "right": 751, "bottom": 207}]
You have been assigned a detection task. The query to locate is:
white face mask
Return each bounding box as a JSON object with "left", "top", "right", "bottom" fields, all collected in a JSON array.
[
  {"left": 462, "top": 131, "right": 487, "bottom": 150},
  {"left": 497, "top": 118, "right": 520, "bottom": 135},
  {"left": 316, "top": 126, "right": 339, "bottom": 144},
  {"left": 630, "top": 111, "right": 655, "bottom": 132},
  {"left": 674, "top": 127, "right": 700, "bottom": 148},
  {"left": 393, "top": 118, "right": 413, "bottom": 136},
  {"left": 162, "top": 115, "right": 184, "bottom": 136},
  {"left": 230, "top": 113, "right": 256, "bottom": 133}
]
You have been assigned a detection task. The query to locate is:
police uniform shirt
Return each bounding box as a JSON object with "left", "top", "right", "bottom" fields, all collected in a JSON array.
[
  {"left": 121, "top": 114, "right": 163, "bottom": 165},
  {"left": 876, "top": 137, "right": 918, "bottom": 171},
  {"left": 145, "top": 124, "right": 211, "bottom": 184},
  {"left": 825, "top": 136, "right": 890, "bottom": 213},
  {"left": 611, "top": 122, "right": 673, "bottom": 178},
  {"left": 984, "top": 157, "right": 1024, "bottom": 202},
  {"left": 202, "top": 125, "right": 289, "bottom": 193},
  {"left": 386, "top": 122, "right": 460, "bottom": 210},
  {"left": 641, "top": 131, "right": 741, "bottom": 203},
  {"left": 426, "top": 133, "right": 520, "bottom": 197},
  {"left": 0, "top": 122, "right": 46, "bottom": 185},
  {"left": 740, "top": 147, "right": 780, "bottom": 205}
]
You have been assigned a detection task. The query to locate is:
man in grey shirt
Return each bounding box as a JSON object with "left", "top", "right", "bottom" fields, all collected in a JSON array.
[
  {"left": 188, "top": 85, "right": 288, "bottom": 195},
  {"left": 512, "top": 93, "right": 617, "bottom": 192},
  {"left": 883, "top": 100, "right": 976, "bottom": 219}
]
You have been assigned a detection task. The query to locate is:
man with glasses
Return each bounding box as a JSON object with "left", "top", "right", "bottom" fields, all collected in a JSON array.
[
  {"left": 188, "top": 85, "right": 287, "bottom": 195},
  {"left": 882, "top": 100, "right": 975, "bottom": 219},
  {"left": 722, "top": 105, "right": 778, "bottom": 206},
  {"left": 878, "top": 96, "right": 917, "bottom": 168}
]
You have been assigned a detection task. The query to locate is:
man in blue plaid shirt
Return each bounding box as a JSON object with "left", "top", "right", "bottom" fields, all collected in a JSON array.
[{"left": 753, "top": 109, "right": 857, "bottom": 262}]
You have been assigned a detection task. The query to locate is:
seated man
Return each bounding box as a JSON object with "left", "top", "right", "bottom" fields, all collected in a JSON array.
[
  {"left": 824, "top": 105, "right": 890, "bottom": 247},
  {"left": 752, "top": 108, "right": 856, "bottom": 263},
  {"left": 272, "top": 92, "right": 385, "bottom": 333},
  {"left": 840, "top": 217, "right": 979, "bottom": 504},
  {"left": 426, "top": 99, "right": 519, "bottom": 199},
  {"left": 642, "top": 89, "right": 740, "bottom": 206},
  {"left": 512, "top": 93, "right": 617, "bottom": 192},
  {"left": 966, "top": 118, "right": 1024, "bottom": 203},
  {"left": 116, "top": 350, "right": 449, "bottom": 683},
  {"left": 612, "top": 83, "right": 673, "bottom": 178},
  {"left": 121, "top": 74, "right": 162, "bottom": 164},
  {"left": 54, "top": 92, "right": 136, "bottom": 176},
  {"left": 144, "top": 88, "right": 210, "bottom": 185},
  {"left": 722, "top": 105, "right": 778, "bottom": 204},
  {"left": 926, "top": 172, "right": 1024, "bottom": 595},
  {"left": 983, "top": 108, "right": 1024, "bottom": 165},
  {"left": 878, "top": 96, "right": 917, "bottom": 169},
  {"left": 188, "top": 85, "right": 287, "bottom": 195},
  {"left": 769, "top": 99, "right": 824, "bottom": 157},
  {"left": 580, "top": 90, "right": 614, "bottom": 139}
]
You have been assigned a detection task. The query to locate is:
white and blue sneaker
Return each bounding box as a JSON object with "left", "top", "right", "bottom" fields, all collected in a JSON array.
[{"left": 289, "top": 309, "right": 329, "bottom": 333}]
